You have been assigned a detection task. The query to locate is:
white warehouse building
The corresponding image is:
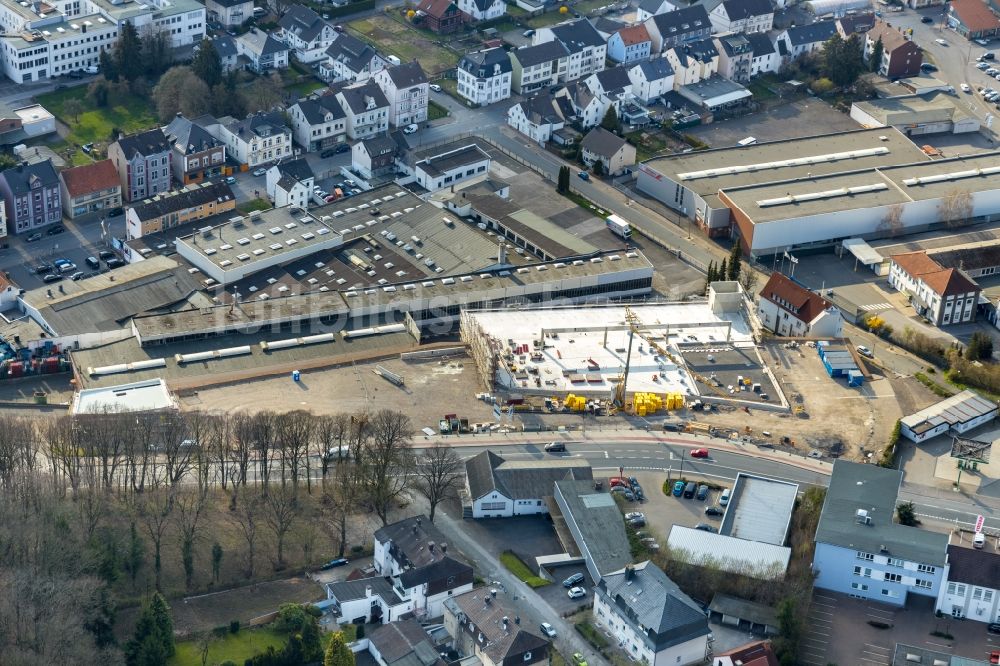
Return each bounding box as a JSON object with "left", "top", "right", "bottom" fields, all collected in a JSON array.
[{"left": 900, "top": 390, "right": 998, "bottom": 443}]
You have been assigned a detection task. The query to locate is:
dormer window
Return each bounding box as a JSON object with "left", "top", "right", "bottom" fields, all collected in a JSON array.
[{"left": 523, "top": 653, "right": 532, "bottom": 662}]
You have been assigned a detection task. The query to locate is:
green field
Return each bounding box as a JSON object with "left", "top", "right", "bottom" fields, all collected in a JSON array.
[
  {"left": 36, "top": 86, "right": 158, "bottom": 146},
  {"left": 169, "top": 628, "right": 287, "bottom": 666},
  {"left": 500, "top": 551, "right": 551, "bottom": 588},
  {"left": 348, "top": 15, "right": 460, "bottom": 75},
  {"left": 286, "top": 79, "right": 327, "bottom": 98}
]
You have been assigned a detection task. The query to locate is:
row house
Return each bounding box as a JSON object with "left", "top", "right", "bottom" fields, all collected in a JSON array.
[
  {"left": 277, "top": 5, "right": 336, "bottom": 63},
  {"left": 457, "top": 47, "right": 512, "bottom": 106},
  {"left": 510, "top": 41, "right": 569, "bottom": 94},
  {"left": 776, "top": 20, "right": 837, "bottom": 62},
  {"left": 665, "top": 39, "right": 719, "bottom": 87},
  {"left": 457, "top": 0, "right": 506, "bottom": 22},
  {"left": 374, "top": 61, "right": 429, "bottom": 128},
  {"left": 163, "top": 114, "right": 226, "bottom": 185},
  {"left": 534, "top": 19, "right": 607, "bottom": 82},
  {"left": 707, "top": 0, "right": 773, "bottom": 34},
  {"left": 627, "top": 58, "right": 674, "bottom": 103},
  {"left": 335, "top": 80, "right": 390, "bottom": 140},
  {"left": 607, "top": 24, "right": 652, "bottom": 64},
  {"left": 218, "top": 111, "right": 293, "bottom": 167},
  {"left": 715, "top": 32, "right": 753, "bottom": 83},
  {"left": 235, "top": 27, "right": 289, "bottom": 72},
  {"left": 555, "top": 80, "right": 610, "bottom": 129},
  {"left": 124, "top": 180, "right": 235, "bottom": 239},
  {"left": 0, "top": 160, "right": 60, "bottom": 233},
  {"left": 320, "top": 32, "right": 387, "bottom": 83},
  {"left": 288, "top": 94, "right": 347, "bottom": 152},
  {"left": 747, "top": 31, "right": 779, "bottom": 76},
  {"left": 108, "top": 128, "right": 172, "bottom": 203},
  {"left": 507, "top": 93, "right": 567, "bottom": 144},
  {"left": 352, "top": 135, "right": 398, "bottom": 180},
  {"left": 59, "top": 159, "right": 121, "bottom": 220},
  {"left": 644, "top": 4, "right": 712, "bottom": 53}
]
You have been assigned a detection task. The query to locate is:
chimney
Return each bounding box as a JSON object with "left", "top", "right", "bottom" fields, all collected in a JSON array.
[
  {"left": 491, "top": 589, "right": 497, "bottom": 598},
  {"left": 514, "top": 616, "right": 520, "bottom": 625},
  {"left": 82, "top": 23, "right": 86, "bottom": 33},
  {"left": 498, "top": 242, "right": 507, "bottom": 265},
  {"left": 625, "top": 564, "right": 635, "bottom": 581},
  {"left": 502, "top": 616, "right": 509, "bottom": 630},
  {"left": 428, "top": 541, "right": 435, "bottom": 553},
  {"left": 366, "top": 585, "right": 373, "bottom": 598},
  {"left": 441, "top": 543, "right": 447, "bottom": 553}
]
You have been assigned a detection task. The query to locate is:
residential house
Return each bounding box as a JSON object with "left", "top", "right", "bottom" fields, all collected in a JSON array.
[
  {"left": 813, "top": 460, "right": 948, "bottom": 606},
  {"left": 510, "top": 41, "right": 570, "bottom": 94},
  {"left": 594, "top": 562, "right": 712, "bottom": 666},
  {"left": 746, "top": 31, "right": 779, "bottom": 76},
  {"left": 715, "top": 32, "right": 753, "bottom": 83},
  {"left": 586, "top": 66, "right": 634, "bottom": 101},
  {"left": 457, "top": 0, "right": 506, "bottom": 22},
  {"left": 644, "top": 5, "right": 712, "bottom": 53},
  {"left": 125, "top": 181, "right": 236, "bottom": 239},
  {"left": 335, "top": 80, "right": 391, "bottom": 139},
  {"left": 444, "top": 590, "right": 551, "bottom": 666},
  {"left": 320, "top": 33, "right": 388, "bottom": 83},
  {"left": 265, "top": 158, "right": 314, "bottom": 208},
  {"left": 0, "top": 160, "right": 60, "bottom": 235},
  {"left": 205, "top": 0, "right": 253, "bottom": 27},
  {"left": 218, "top": 111, "right": 293, "bottom": 167},
  {"left": 865, "top": 19, "right": 922, "bottom": 78},
  {"left": 888, "top": 251, "right": 980, "bottom": 326},
  {"left": 665, "top": 40, "right": 719, "bottom": 86},
  {"left": 947, "top": 0, "right": 1000, "bottom": 40},
  {"left": 163, "top": 114, "right": 227, "bottom": 185},
  {"left": 775, "top": 20, "right": 837, "bottom": 62},
  {"left": 352, "top": 135, "right": 398, "bottom": 179},
  {"left": 627, "top": 58, "right": 675, "bottom": 103},
  {"left": 637, "top": 0, "right": 679, "bottom": 22},
  {"left": 594, "top": 17, "right": 628, "bottom": 39},
  {"left": 464, "top": 450, "right": 592, "bottom": 518},
  {"left": 375, "top": 61, "right": 429, "bottom": 128},
  {"left": 534, "top": 19, "right": 607, "bottom": 82},
  {"left": 507, "top": 94, "right": 567, "bottom": 143},
  {"left": 59, "top": 159, "right": 121, "bottom": 221},
  {"left": 556, "top": 80, "right": 610, "bottom": 129},
  {"left": 936, "top": 544, "right": 1000, "bottom": 623},
  {"left": 908, "top": 0, "right": 945, "bottom": 8},
  {"left": 414, "top": 144, "right": 491, "bottom": 192},
  {"left": 713, "top": 641, "right": 780, "bottom": 666},
  {"left": 207, "top": 34, "right": 240, "bottom": 72},
  {"left": 368, "top": 620, "right": 446, "bottom": 666},
  {"left": 373, "top": 516, "right": 474, "bottom": 618},
  {"left": 325, "top": 577, "right": 411, "bottom": 625},
  {"left": 457, "top": 48, "right": 513, "bottom": 106},
  {"left": 278, "top": 5, "right": 337, "bottom": 63},
  {"left": 756, "top": 272, "right": 843, "bottom": 338},
  {"left": 288, "top": 94, "right": 347, "bottom": 152},
  {"left": 415, "top": 0, "right": 464, "bottom": 34},
  {"left": 608, "top": 24, "right": 653, "bottom": 64},
  {"left": 707, "top": 0, "right": 774, "bottom": 34},
  {"left": 581, "top": 127, "right": 636, "bottom": 176},
  {"left": 235, "top": 27, "right": 290, "bottom": 72},
  {"left": 108, "top": 129, "right": 172, "bottom": 203},
  {"left": 837, "top": 12, "right": 877, "bottom": 39}
]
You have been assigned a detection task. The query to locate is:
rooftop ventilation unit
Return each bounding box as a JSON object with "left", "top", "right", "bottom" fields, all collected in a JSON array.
[{"left": 855, "top": 509, "right": 872, "bottom": 525}]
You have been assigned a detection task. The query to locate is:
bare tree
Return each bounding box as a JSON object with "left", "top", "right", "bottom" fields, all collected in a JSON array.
[
  {"left": 358, "top": 409, "right": 415, "bottom": 525},
  {"left": 878, "top": 203, "right": 905, "bottom": 237},
  {"left": 174, "top": 489, "right": 208, "bottom": 590},
  {"left": 134, "top": 487, "right": 174, "bottom": 591},
  {"left": 412, "top": 443, "right": 463, "bottom": 522},
  {"left": 939, "top": 188, "right": 973, "bottom": 228},
  {"left": 230, "top": 486, "right": 262, "bottom": 577},
  {"left": 321, "top": 457, "right": 361, "bottom": 558},
  {"left": 230, "top": 412, "right": 256, "bottom": 492},
  {"left": 123, "top": 412, "right": 157, "bottom": 495},
  {"left": 157, "top": 412, "right": 195, "bottom": 488},
  {"left": 275, "top": 410, "right": 314, "bottom": 494},
  {"left": 263, "top": 485, "right": 298, "bottom": 569},
  {"left": 738, "top": 263, "right": 759, "bottom": 295},
  {"left": 315, "top": 414, "right": 349, "bottom": 478}
]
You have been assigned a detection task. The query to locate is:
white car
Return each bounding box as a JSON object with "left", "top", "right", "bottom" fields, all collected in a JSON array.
[
  {"left": 429, "top": 83, "right": 442, "bottom": 92},
  {"left": 961, "top": 83, "right": 972, "bottom": 93},
  {"left": 625, "top": 512, "right": 645, "bottom": 521},
  {"left": 403, "top": 123, "right": 419, "bottom": 134},
  {"left": 856, "top": 345, "right": 873, "bottom": 358},
  {"left": 935, "top": 38, "right": 947, "bottom": 46},
  {"left": 84, "top": 65, "right": 99, "bottom": 74},
  {"left": 252, "top": 167, "right": 267, "bottom": 176},
  {"left": 540, "top": 622, "right": 557, "bottom": 638},
  {"left": 567, "top": 587, "right": 587, "bottom": 599}
]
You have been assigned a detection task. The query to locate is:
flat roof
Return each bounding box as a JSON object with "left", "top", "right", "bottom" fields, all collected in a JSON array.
[
  {"left": 72, "top": 378, "right": 176, "bottom": 414},
  {"left": 666, "top": 526, "right": 791, "bottom": 579},
  {"left": 721, "top": 151, "right": 1000, "bottom": 224},
  {"left": 678, "top": 76, "right": 751, "bottom": 107},
  {"left": 555, "top": 480, "right": 632, "bottom": 576},
  {"left": 719, "top": 473, "right": 799, "bottom": 546},
  {"left": 901, "top": 389, "right": 998, "bottom": 434},
  {"left": 642, "top": 127, "right": 928, "bottom": 196},
  {"left": 852, "top": 91, "right": 972, "bottom": 127}
]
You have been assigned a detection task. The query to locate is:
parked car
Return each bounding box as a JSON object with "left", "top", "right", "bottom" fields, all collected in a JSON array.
[
  {"left": 34, "top": 263, "right": 54, "bottom": 275},
  {"left": 694, "top": 523, "right": 717, "bottom": 533},
  {"left": 429, "top": 83, "right": 442, "bottom": 92},
  {"left": 225, "top": 176, "right": 237, "bottom": 184},
  {"left": 690, "top": 448, "right": 709, "bottom": 458},
  {"left": 577, "top": 171, "right": 589, "bottom": 181},
  {"left": 571, "top": 654, "right": 587, "bottom": 666},
  {"left": 985, "top": 52, "right": 997, "bottom": 60},
  {"left": 105, "top": 258, "right": 126, "bottom": 269},
  {"left": 921, "top": 15, "right": 933, "bottom": 23},
  {"left": 85, "top": 256, "right": 100, "bottom": 269},
  {"left": 567, "top": 587, "right": 586, "bottom": 599},
  {"left": 319, "top": 557, "right": 349, "bottom": 570},
  {"left": 935, "top": 38, "right": 947, "bottom": 46},
  {"left": 58, "top": 262, "right": 77, "bottom": 273},
  {"left": 672, "top": 480, "right": 685, "bottom": 497},
  {"left": 719, "top": 488, "right": 731, "bottom": 505},
  {"left": 42, "top": 274, "right": 62, "bottom": 283},
  {"left": 704, "top": 506, "right": 724, "bottom": 517},
  {"left": 695, "top": 484, "right": 709, "bottom": 501},
  {"left": 961, "top": 83, "right": 972, "bottom": 93},
  {"left": 47, "top": 224, "right": 64, "bottom": 235},
  {"left": 84, "top": 65, "right": 99, "bottom": 74},
  {"left": 920, "top": 63, "right": 938, "bottom": 72},
  {"left": 252, "top": 167, "right": 267, "bottom": 176},
  {"left": 625, "top": 512, "right": 644, "bottom": 521},
  {"left": 627, "top": 516, "right": 645, "bottom": 527},
  {"left": 70, "top": 271, "right": 85, "bottom": 281},
  {"left": 856, "top": 345, "right": 873, "bottom": 358},
  {"left": 978, "top": 62, "right": 991, "bottom": 70},
  {"left": 26, "top": 232, "right": 42, "bottom": 242},
  {"left": 98, "top": 250, "right": 116, "bottom": 261},
  {"left": 334, "top": 142, "right": 351, "bottom": 154},
  {"left": 320, "top": 148, "right": 337, "bottom": 158},
  {"left": 562, "top": 572, "right": 584, "bottom": 587},
  {"left": 403, "top": 123, "right": 419, "bottom": 134},
  {"left": 544, "top": 442, "right": 566, "bottom": 452},
  {"left": 539, "top": 623, "right": 557, "bottom": 638},
  {"left": 988, "top": 622, "right": 1000, "bottom": 634}
]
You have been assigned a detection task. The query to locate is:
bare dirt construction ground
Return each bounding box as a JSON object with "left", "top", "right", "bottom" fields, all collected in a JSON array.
[
  {"left": 182, "top": 354, "right": 495, "bottom": 431},
  {"left": 690, "top": 341, "right": 903, "bottom": 460}
]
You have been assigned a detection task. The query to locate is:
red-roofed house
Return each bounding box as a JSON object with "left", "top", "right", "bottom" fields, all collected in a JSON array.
[
  {"left": 889, "top": 251, "right": 980, "bottom": 326},
  {"left": 415, "top": 0, "right": 463, "bottom": 33},
  {"left": 713, "top": 641, "right": 779, "bottom": 666},
  {"left": 947, "top": 0, "right": 1000, "bottom": 40},
  {"left": 608, "top": 25, "right": 652, "bottom": 63},
  {"left": 757, "top": 272, "right": 843, "bottom": 337},
  {"left": 58, "top": 159, "right": 122, "bottom": 220}
]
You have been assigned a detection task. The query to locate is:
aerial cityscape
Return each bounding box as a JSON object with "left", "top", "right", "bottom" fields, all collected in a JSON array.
[{"left": 0, "top": 0, "right": 999, "bottom": 662}]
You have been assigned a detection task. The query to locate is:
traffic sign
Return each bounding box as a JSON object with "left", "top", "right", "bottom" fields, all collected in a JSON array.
[{"left": 975, "top": 514, "right": 985, "bottom": 533}]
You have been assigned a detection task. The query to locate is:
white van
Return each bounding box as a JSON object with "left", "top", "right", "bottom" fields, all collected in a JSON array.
[
  {"left": 737, "top": 136, "right": 757, "bottom": 146},
  {"left": 719, "top": 488, "right": 731, "bottom": 505},
  {"left": 973, "top": 532, "right": 986, "bottom": 549}
]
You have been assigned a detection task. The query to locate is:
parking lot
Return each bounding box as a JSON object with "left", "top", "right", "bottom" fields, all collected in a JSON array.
[
  {"left": 626, "top": 470, "right": 728, "bottom": 547},
  {"left": 688, "top": 98, "right": 859, "bottom": 148}
]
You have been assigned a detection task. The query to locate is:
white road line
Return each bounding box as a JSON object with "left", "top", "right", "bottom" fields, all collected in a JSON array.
[{"left": 925, "top": 641, "right": 953, "bottom": 649}]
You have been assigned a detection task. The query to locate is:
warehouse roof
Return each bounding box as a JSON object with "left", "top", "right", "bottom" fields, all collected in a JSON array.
[
  {"left": 901, "top": 389, "right": 997, "bottom": 434},
  {"left": 816, "top": 460, "right": 948, "bottom": 565},
  {"left": 719, "top": 473, "right": 798, "bottom": 546},
  {"left": 852, "top": 91, "right": 971, "bottom": 128},
  {"left": 415, "top": 144, "right": 490, "bottom": 178},
  {"left": 932, "top": 242, "right": 1000, "bottom": 272},
  {"left": 666, "top": 526, "right": 790, "bottom": 579},
  {"left": 555, "top": 480, "right": 631, "bottom": 575},
  {"left": 72, "top": 378, "right": 177, "bottom": 414}
]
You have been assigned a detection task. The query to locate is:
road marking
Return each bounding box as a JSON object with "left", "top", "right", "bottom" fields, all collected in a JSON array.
[
  {"left": 604, "top": 451, "right": 609, "bottom": 459},
  {"left": 859, "top": 302, "right": 892, "bottom": 312},
  {"left": 925, "top": 641, "right": 953, "bottom": 649}
]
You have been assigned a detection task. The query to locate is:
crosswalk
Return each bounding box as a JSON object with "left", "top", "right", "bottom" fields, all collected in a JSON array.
[{"left": 859, "top": 302, "right": 892, "bottom": 312}]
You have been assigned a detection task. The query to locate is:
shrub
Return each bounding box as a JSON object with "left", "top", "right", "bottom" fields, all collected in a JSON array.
[
  {"left": 230, "top": 620, "right": 240, "bottom": 634},
  {"left": 574, "top": 621, "right": 609, "bottom": 650},
  {"left": 499, "top": 551, "right": 551, "bottom": 588},
  {"left": 355, "top": 624, "right": 365, "bottom": 639},
  {"left": 212, "top": 625, "right": 229, "bottom": 638}
]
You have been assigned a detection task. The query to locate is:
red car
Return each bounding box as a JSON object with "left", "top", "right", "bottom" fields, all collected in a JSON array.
[{"left": 690, "top": 448, "right": 709, "bottom": 458}]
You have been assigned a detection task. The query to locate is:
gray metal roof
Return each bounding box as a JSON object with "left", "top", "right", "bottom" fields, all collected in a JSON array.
[
  {"left": 326, "top": 575, "right": 402, "bottom": 603},
  {"left": 666, "top": 526, "right": 790, "bottom": 579},
  {"left": 597, "top": 561, "right": 710, "bottom": 651},
  {"left": 892, "top": 644, "right": 990, "bottom": 666},
  {"left": 511, "top": 41, "right": 569, "bottom": 68},
  {"left": 719, "top": 473, "right": 798, "bottom": 546},
  {"left": 900, "top": 389, "right": 997, "bottom": 434},
  {"left": 815, "top": 460, "right": 948, "bottom": 565},
  {"left": 129, "top": 181, "right": 236, "bottom": 223},
  {"left": 581, "top": 127, "right": 628, "bottom": 160},
  {"left": 0, "top": 159, "right": 58, "bottom": 195},
  {"left": 465, "top": 450, "right": 592, "bottom": 501},
  {"left": 369, "top": 620, "right": 444, "bottom": 666},
  {"left": 555, "top": 480, "right": 631, "bottom": 576}
]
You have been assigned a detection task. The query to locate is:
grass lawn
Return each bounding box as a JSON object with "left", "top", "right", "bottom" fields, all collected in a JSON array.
[
  {"left": 506, "top": 4, "right": 527, "bottom": 16},
  {"left": 499, "top": 551, "right": 551, "bottom": 588},
  {"left": 237, "top": 198, "right": 272, "bottom": 214},
  {"left": 36, "top": 86, "right": 158, "bottom": 146},
  {"left": 286, "top": 79, "right": 327, "bottom": 98},
  {"left": 348, "top": 15, "right": 459, "bottom": 75},
  {"left": 169, "top": 628, "right": 287, "bottom": 666},
  {"left": 526, "top": 10, "right": 573, "bottom": 28},
  {"left": 625, "top": 130, "right": 668, "bottom": 162},
  {"left": 428, "top": 100, "right": 449, "bottom": 121},
  {"left": 432, "top": 78, "right": 465, "bottom": 104}
]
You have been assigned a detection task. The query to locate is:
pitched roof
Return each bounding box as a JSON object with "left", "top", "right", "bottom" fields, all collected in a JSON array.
[
  {"left": 945, "top": 544, "right": 1000, "bottom": 589},
  {"left": 459, "top": 47, "right": 512, "bottom": 78},
  {"left": 919, "top": 268, "right": 979, "bottom": 297},
  {"left": 369, "top": 620, "right": 445, "bottom": 666},
  {"left": 549, "top": 18, "right": 606, "bottom": 51},
  {"left": 931, "top": 244, "right": 1000, "bottom": 272},
  {"left": 616, "top": 24, "right": 651, "bottom": 46},
  {"left": 594, "top": 65, "right": 633, "bottom": 94},
  {"left": 326, "top": 575, "right": 403, "bottom": 603},
  {"left": 445, "top": 590, "right": 549, "bottom": 664},
  {"left": 597, "top": 561, "right": 711, "bottom": 651},
  {"left": 164, "top": 115, "right": 223, "bottom": 155},
  {"left": 226, "top": 111, "right": 289, "bottom": 139},
  {"left": 638, "top": 0, "right": 671, "bottom": 14},
  {"left": 594, "top": 16, "right": 627, "bottom": 35},
  {"left": 515, "top": 93, "right": 564, "bottom": 125},
  {"left": 237, "top": 28, "right": 288, "bottom": 56},
  {"left": 278, "top": 5, "right": 330, "bottom": 43},
  {"left": 465, "top": 450, "right": 592, "bottom": 500},
  {"left": 274, "top": 157, "right": 314, "bottom": 183},
  {"left": 758, "top": 272, "right": 834, "bottom": 325},
  {"left": 416, "top": 0, "right": 459, "bottom": 19},
  {"left": 511, "top": 41, "right": 570, "bottom": 68},
  {"left": 325, "top": 33, "right": 382, "bottom": 73},
  {"left": 949, "top": 0, "right": 1000, "bottom": 32},
  {"left": 867, "top": 19, "right": 920, "bottom": 53},
  {"left": 208, "top": 33, "right": 238, "bottom": 59},
  {"left": 649, "top": 5, "right": 711, "bottom": 39},
  {"left": 719, "top": 0, "right": 772, "bottom": 20},
  {"left": 685, "top": 38, "right": 719, "bottom": 62},
  {"left": 335, "top": 80, "right": 390, "bottom": 114},
  {"left": 374, "top": 515, "right": 464, "bottom": 569},
  {"left": 361, "top": 134, "right": 398, "bottom": 157},
  {"left": 746, "top": 31, "right": 775, "bottom": 57},
  {"left": 582, "top": 126, "right": 628, "bottom": 158},
  {"left": 837, "top": 12, "right": 876, "bottom": 36},
  {"left": 59, "top": 159, "right": 119, "bottom": 197},
  {"left": 383, "top": 61, "right": 427, "bottom": 89},
  {"left": 397, "top": 554, "right": 472, "bottom": 589},
  {"left": 634, "top": 57, "right": 675, "bottom": 80},
  {"left": 293, "top": 94, "right": 345, "bottom": 125},
  {"left": 785, "top": 19, "right": 838, "bottom": 46},
  {"left": 469, "top": 0, "right": 499, "bottom": 13},
  {"left": 114, "top": 128, "right": 170, "bottom": 159},
  {"left": 1, "top": 159, "right": 58, "bottom": 195},
  {"left": 128, "top": 181, "right": 236, "bottom": 221},
  {"left": 714, "top": 640, "right": 780, "bottom": 666},
  {"left": 891, "top": 250, "right": 945, "bottom": 277},
  {"left": 716, "top": 32, "right": 752, "bottom": 57}
]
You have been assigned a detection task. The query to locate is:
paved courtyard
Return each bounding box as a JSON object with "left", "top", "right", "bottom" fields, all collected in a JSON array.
[{"left": 688, "top": 99, "right": 859, "bottom": 148}]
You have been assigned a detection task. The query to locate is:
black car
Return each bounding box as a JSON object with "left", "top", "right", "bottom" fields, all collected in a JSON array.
[
  {"left": 334, "top": 142, "right": 351, "bottom": 154},
  {"left": 920, "top": 63, "right": 938, "bottom": 72},
  {"left": 921, "top": 15, "right": 933, "bottom": 23},
  {"left": 988, "top": 622, "right": 1000, "bottom": 634},
  {"left": 34, "top": 263, "right": 54, "bottom": 275},
  {"left": 98, "top": 250, "right": 116, "bottom": 261},
  {"left": 694, "top": 523, "right": 718, "bottom": 533},
  {"left": 107, "top": 207, "right": 124, "bottom": 217},
  {"left": 105, "top": 258, "right": 125, "bottom": 269},
  {"left": 985, "top": 52, "right": 997, "bottom": 60},
  {"left": 704, "top": 506, "right": 724, "bottom": 517},
  {"left": 26, "top": 232, "right": 42, "bottom": 242},
  {"left": 86, "top": 256, "right": 100, "bottom": 269},
  {"left": 46, "top": 224, "right": 65, "bottom": 236},
  {"left": 320, "top": 148, "right": 337, "bottom": 158},
  {"left": 319, "top": 557, "right": 349, "bottom": 570}
]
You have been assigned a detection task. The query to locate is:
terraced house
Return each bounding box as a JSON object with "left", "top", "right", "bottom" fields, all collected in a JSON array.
[
  {"left": 0, "top": 159, "right": 61, "bottom": 233},
  {"left": 125, "top": 180, "right": 236, "bottom": 239},
  {"left": 58, "top": 159, "right": 121, "bottom": 221},
  {"left": 108, "top": 129, "right": 172, "bottom": 203}
]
